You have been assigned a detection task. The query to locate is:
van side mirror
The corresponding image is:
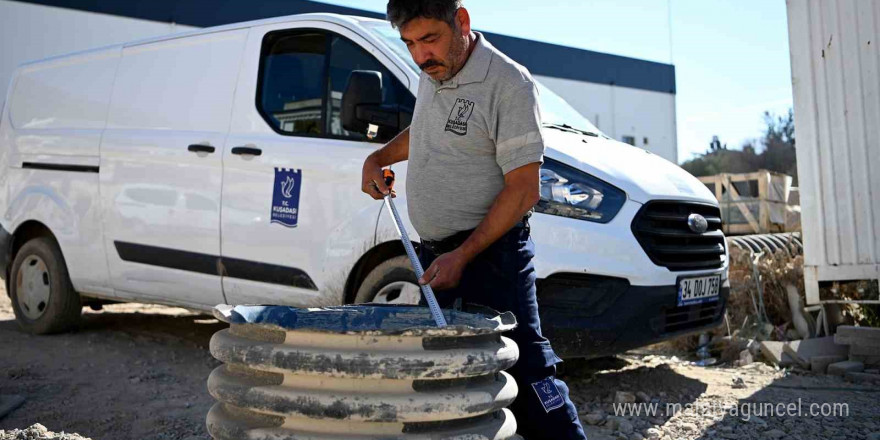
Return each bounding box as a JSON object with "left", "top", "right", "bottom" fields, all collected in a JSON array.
[{"left": 341, "top": 70, "right": 401, "bottom": 139}]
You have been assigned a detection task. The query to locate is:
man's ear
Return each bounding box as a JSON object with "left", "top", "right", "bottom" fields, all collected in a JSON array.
[{"left": 456, "top": 8, "right": 471, "bottom": 36}]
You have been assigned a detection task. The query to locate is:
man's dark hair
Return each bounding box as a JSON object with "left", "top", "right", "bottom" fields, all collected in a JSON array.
[{"left": 386, "top": 0, "right": 463, "bottom": 29}]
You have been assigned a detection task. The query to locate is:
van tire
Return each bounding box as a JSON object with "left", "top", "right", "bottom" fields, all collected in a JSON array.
[
  {"left": 353, "top": 255, "right": 421, "bottom": 304},
  {"left": 9, "top": 236, "right": 81, "bottom": 334}
]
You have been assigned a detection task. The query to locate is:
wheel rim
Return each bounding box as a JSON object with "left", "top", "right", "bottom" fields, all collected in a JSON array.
[
  {"left": 373, "top": 281, "right": 421, "bottom": 305},
  {"left": 16, "top": 255, "right": 51, "bottom": 320}
]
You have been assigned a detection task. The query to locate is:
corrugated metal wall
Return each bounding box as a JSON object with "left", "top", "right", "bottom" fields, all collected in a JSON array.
[{"left": 787, "top": 0, "right": 880, "bottom": 304}]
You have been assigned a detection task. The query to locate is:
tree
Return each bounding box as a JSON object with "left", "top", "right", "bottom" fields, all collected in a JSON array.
[
  {"left": 681, "top": 108, "right": 797, "bottom": 184},
  {"left": 710, "top": 136, "right": 726, "bottom": 151},
  {"left": 760, "top": 109, "right": 797, "bottom": 180}
]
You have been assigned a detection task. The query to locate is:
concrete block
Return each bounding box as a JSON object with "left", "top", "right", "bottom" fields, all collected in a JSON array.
[
  {"left": 850, "top": 343, "right": 880, "bottom": 357},
  {"left": 844, "top": 371, "right": 880, "bottom": 383},
  {"left": 835, "top": 326, "right": 880, "bottom": 348},
  {"left": 850, "top": 354, "right": 880, "bottom": 367},
  {"left": 827, "top": 360, "right": 865, "bottom": 376},
  {"left": 836, "top": 335, "right": 880, "bottom": 348},
  {"left": 836, "top": 325, "right": 880, "bottom": 339},
  {"left": 810, "top": 355, "right": 848, "bottom": 374},
  {"left": 759, "top": 341, "right": 795, "bottom": 367},
  {"left": 784, "top": 337, "right": 849, "bottom": 367}
]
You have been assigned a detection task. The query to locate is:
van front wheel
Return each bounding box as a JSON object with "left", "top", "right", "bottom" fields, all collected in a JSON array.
[
  {"left": 353, "top": 255, "right": 422, "bottom": 305},
  {"left": 9, "top": 237, "right": 81, "bottom": 334}
]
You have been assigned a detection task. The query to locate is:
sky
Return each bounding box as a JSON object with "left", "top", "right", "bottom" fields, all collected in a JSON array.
[{"left": 317, "top": 0, "right": 794, "bottom": 163}]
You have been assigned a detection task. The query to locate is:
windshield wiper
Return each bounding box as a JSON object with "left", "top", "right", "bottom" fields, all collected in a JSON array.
[{"left": 542, "top": 123, "right": 599, "bottom": 137}]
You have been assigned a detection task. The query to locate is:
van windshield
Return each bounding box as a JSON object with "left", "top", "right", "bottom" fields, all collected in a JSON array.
[{"left": 364, "top": 22, "right": 603, "bottom": 137}]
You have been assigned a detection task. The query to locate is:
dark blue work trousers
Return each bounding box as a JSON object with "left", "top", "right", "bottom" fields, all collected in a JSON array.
[{"left": 419, "top": 225, "right": 587, "bottom": 440}]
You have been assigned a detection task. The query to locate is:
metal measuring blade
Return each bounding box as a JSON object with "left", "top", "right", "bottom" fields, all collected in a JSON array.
[{"left": 381, "top": 169, "right": 447, "bottom": 327}]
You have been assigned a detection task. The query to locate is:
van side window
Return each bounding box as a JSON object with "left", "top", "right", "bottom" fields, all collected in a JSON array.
[
  {"left": 257, "top": 29, "right": 414, "bottom": 140},
  {"left": 327, "top": 35, "right": 415, "bottom": 140},
  {"left": 257, "top": 31, "right": 328, "bottom": 135}
]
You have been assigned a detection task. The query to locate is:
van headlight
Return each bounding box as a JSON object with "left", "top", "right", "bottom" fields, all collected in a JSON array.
[{"left": 536, "top": 158, "right": 626, "bottom": 223}]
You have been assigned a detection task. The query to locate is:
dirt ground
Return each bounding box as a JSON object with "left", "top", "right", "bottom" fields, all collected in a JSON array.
[
  {"left": 1, "top": 289, "right": 879, "bottom": 440},
  {"left": 0, "top": 288, "right": 224, "bottom": 440},
  {"left": 564, "top": 354, "right": 879, "bottom": 440}
]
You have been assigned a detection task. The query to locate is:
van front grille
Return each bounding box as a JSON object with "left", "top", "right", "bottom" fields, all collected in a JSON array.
[
  {"left": 653, "top": 300, "right": 725, "bottom": 334},
  {"left": 631, "top": 201, "right": 726, "bottom": 271}
]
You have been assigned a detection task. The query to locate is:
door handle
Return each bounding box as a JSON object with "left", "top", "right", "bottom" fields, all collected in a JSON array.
[
  {"left": 231, "top": 146, "right": 262, "bottom": 156},
  {"left": 187, "top": 144, "right": 216, "bottom": 153}
]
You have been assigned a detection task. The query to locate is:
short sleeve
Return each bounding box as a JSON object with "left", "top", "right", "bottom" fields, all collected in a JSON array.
[{"left": 494, "top": 82, "right": 545, "bottom": 174}]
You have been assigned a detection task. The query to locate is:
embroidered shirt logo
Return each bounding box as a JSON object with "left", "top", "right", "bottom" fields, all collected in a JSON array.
[{"left": 444, "top": 98, "right": 475, "bottom": 136}]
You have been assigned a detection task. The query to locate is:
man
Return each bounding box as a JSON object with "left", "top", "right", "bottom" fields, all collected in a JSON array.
[{"left": 361, "top": 1, "right": 587, "bottom": 439}]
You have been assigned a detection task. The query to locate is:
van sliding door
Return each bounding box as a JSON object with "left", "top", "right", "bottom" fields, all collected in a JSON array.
[{"left": 99, "top": 29, "right": 247, "bottom": 308}]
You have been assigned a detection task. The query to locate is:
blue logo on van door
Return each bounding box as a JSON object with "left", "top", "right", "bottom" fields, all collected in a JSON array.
[{"left": 271, "top": 168, "right": 301, "bottom": 228}]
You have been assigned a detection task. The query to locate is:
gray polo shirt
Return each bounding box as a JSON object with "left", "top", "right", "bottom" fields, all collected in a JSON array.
[{"left": 407, "top": 33, "right": 545, "bottom": 241}]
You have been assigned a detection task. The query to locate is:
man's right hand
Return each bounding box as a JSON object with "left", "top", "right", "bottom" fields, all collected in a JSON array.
[
  {"left": 359, "top": 127, "right": 410, "bottom": 199},
  {"left": 361, "top": 156, "right": 392, "bottom": 200}
]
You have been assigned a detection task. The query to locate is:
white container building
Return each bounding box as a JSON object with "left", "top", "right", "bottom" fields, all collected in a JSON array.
[{"left": 787, "top": 0, "right": 880, "bottom": 305}]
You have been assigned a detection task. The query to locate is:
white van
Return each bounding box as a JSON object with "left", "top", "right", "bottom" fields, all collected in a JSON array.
[{"left": 0, "top": 13, "right": 728, "bottom": 358}]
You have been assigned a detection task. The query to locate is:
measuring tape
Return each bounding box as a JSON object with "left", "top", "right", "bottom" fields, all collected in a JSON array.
[{"left": 382, "top": 169, "right": 448, "bottom": 327}]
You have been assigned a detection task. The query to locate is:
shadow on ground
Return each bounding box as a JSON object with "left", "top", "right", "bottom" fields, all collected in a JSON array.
[
  {"left": 560, "top": 357, "right": 710, "bottom": 439},
  {"left": 689, "top": 372, "right": 880, "bottom": 440}
]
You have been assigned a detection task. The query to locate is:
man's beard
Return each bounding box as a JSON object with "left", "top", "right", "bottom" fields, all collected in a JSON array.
[{"left": 420, "top": 33, "right": 469, "bottom": 82}]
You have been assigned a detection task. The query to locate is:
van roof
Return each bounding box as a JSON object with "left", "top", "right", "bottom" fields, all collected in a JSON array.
[
  {"left": 18, "top": 13, "right": 379, "bottom": 68},
  {"left": 123, "top": 13, "right": 378, "bottom": 47}
]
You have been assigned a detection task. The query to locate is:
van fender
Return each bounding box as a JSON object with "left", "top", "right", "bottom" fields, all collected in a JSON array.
[
  {"left": 320, "top": 202, "right": 387, "bottom": 304},
  {"left": 6, "top": 185, "right": 79, "bottom": 243},
  {"left": 4, "top": 179, "right": 110, "bottom": 295},
  {"left": 334, "top": 195, "right": 423, "bottom": 304},
  {"left": 0, "top": 69, "right": 21, "bottom": 218},
  {"left": 2, "top": 186, "right": 77, "bottom": 285}
]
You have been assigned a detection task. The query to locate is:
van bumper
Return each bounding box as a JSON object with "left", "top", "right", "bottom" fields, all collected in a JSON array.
[
  {"left": 537, "top": 274, "right": 729, "bottom": 359},
  {"left": 0, "top": 224, "right": 11, "bottom": 281}
]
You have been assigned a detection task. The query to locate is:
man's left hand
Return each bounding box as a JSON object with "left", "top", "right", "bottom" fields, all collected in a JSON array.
[{"left": 419, "top": 249, "right": 470, "bottom": 290}]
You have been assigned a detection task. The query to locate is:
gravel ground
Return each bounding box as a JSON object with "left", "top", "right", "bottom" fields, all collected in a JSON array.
[
  {"left": 561, "top": 353, "right": 880, "bottom": 440},
  {"left": 1, "top": 289, "right": 878, "bottom": 440},
  {"left": 0, "top": 423, "right": 91, "bottom": 440}
]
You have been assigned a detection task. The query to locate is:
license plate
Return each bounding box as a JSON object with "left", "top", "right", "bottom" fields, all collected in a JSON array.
[{"left": 677, "top": 275, "right": 721, "bottom": 306}]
